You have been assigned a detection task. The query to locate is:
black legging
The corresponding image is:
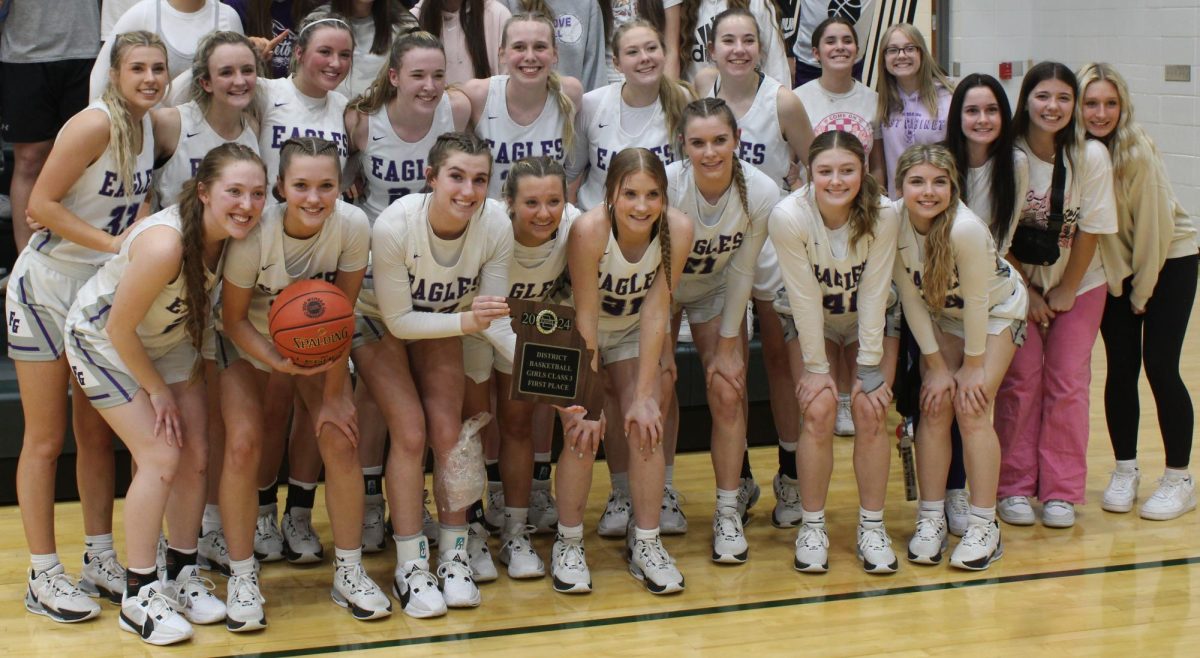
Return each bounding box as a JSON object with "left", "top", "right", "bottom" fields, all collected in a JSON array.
[{"left": 1100, "top": 254, "right": 1198, "bottom": 468}]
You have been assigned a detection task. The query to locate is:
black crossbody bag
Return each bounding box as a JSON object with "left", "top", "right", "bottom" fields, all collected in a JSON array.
[{"left": 1010, "top": 146, "right": 1067, "bottom": 266}]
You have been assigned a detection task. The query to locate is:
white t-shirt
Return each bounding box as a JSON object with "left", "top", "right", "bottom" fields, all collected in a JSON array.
[
  {"left": 964, "top": 148, "right": 1029, "bottom": 259},
  {"left": 794, "top": 79, "right": 880, "bottom": 155},
  {"left": 790, "top": 0, "right": 876, "bottom": 70},
  {"left": 684, "top": 0, "right": 790, "bottom": 85},
  {"left": 1015, "top": 138, "right": 1118, "bottom": 295}
]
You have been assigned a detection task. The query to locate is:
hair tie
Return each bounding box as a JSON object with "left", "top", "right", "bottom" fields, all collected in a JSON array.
[{"left": 299, "top": 17, "right": 350, "bottom": 37}]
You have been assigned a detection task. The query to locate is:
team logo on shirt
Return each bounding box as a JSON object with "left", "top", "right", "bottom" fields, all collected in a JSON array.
[
  {"left": 555, "top": 14, "right": 583, "bottom": 44},
  {"left": 814, "top": 114, "right": 873, "bottom": 154}
]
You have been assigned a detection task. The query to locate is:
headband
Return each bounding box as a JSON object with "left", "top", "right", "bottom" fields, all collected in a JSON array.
[{"left": 299, "top": 17, "right": 350, "bottom": 37}]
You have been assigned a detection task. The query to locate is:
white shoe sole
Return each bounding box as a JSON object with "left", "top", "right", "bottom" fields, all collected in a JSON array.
[
  {"left": 225, "top": 612, "right": 267, "bottom": 632},
  {"left": 392, "top": 581, "right": 447, "bottom": 619},
  {"left": 119, "top": 612, "right": 193, "bottom": 645},
  {"left": 330, "top": 588, "right": 392, "bottom": 620},
  {"left": 950, "top": 542, "right": 1004, "bottom": 571},
  {"left": 551, "top": 574, "right": 591, "bottom": 594},
  {"left": 628, "top": 563, "right": 684, "bottom": 594},
  {"left": 25, "top": 595, "right": 100, "bottom": 624},
  {"left": 1101, "top": 498, "right": 1135, "bottom": 513},
  {"left": 1140, "top": 497, "right": 1197, "bottom": 521}
]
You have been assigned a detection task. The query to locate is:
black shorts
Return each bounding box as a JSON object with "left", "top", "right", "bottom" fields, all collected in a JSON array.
[{"left": 1, "top": 58, "right": 94, "bottom": 143}]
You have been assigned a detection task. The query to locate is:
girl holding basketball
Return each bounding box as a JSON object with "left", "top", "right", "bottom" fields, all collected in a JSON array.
[
  {"left": 660, "top": 98, "right": 777, "bottom": 563},
  {"left": 564, "top": 147, "right": 692, "bottom": 594},
  {"left": 357, "top": 132, "right": 513, "bottom": 615},
  {"left": 219, "top": 136, "right": 387, "bottom": 629},
  {"left": 770, "top": 130, "right": 900, "bottom": 575},
  {"left": 894, "top": 144, "right": 1027, "bottom": 571},
  {"left": 64, "top": 144, "right": 267, "bottom": 645},
  {"left": 10, "top": 31, "right": 165, "bottom": 624}
]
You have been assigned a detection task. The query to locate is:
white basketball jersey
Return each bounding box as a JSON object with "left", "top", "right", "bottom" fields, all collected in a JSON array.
[
  {"left": 894, "top": 201, "right": 1026, "bottom": 324},
  {"left": 359, "top": 94, "right": 456, "bottom": 222},
  {"left": 596, "top": 228, "right": 661, "bottom": 333},
  {"left": 221, "top": 199, "right": 370, "bottom": 335},
  {"left": 258, "top": 77, "right": 351, "bottom": 183},
  {"left": 32, "top": 102, "right": 154, "bottom": 267},
  {"left": 507, "top": 204, "right": 580, "bottom": 302},
  {"left": 574, "top": 83, "right": 678, "bottom": 210},
  {"left": 704, "top": 75, "right": 792, "bottom": 190},
  {"left": 154, "top": 101, "right": 259, "bottom": 208},
  {"left": 476, "top": 75, "right": 568, "bottom": 199},
  {"left": 667, "top": 159, "right": 776, "bottom": 305},
  {"left": 69, "top": 206, "right": 219, "bottom": 362}
]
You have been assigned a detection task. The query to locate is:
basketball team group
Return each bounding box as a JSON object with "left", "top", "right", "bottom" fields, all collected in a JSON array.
[{"left": 3, "top": 0, "right": 1195, "bottom": 647}]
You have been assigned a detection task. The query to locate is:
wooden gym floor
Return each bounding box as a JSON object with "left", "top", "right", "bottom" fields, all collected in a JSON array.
[{"left": 2, "top": 299, "right": 1198, "bottom": 656}]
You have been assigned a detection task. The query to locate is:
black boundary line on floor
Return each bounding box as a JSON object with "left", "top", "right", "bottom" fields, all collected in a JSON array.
[{"left": 225, "top": 555, "right": 1200, "bottom": 658}]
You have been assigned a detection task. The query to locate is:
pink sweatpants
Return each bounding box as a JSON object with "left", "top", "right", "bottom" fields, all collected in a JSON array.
[{"left": 995, "top": 286, "right": 1106, "bottom": 504}]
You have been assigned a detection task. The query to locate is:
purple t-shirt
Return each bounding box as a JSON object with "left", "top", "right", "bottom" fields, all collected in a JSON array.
[
  {"left": 222, "top": 0, "right": 295, "bottom": 78},
  {"left": 882, "top": 84, "right": 951, "bottom": 199}
]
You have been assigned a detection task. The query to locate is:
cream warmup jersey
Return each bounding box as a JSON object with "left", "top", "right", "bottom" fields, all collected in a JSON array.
[
  {"left": 596, "top": 228, "right": 661, "bottom": 334},
  {"left": 794, "top": 79, "right": 879, "bottom": 156},
  {"left": 507, "top": 204, "right": 581, "bottom": 302},
  {"left": 359, "top": 93, "right": 456, "bottom": 221},
  {"left": 568, "top": 82, "right": 678, "bottom": 210},
  {"left": 667, "top": 159, "right": 776, "bottom": 337},
  {"left": 703, "top": 75, "right": 792, "bottom": 190},
  {"left": 69, "top": 207, "right": 219, "bottom": 363},
  {"left": 475, "top": 75, "right": 568, "bottom": 199},
  {"left": 222, "top": 199, "right": 370, "bottom": 336},
  {"left": 366, "top": 194, "right": 515, "bottom": 360},
  {"left": 258, "top": 77, "right": 351, "bottom": 182},
  {"left": 893, "top": 200, "right": 1027, "bottom": 357},
  {"left": 33, "top": 103, "right": 154, "bottom": 267},
  {"left": 154, "top": 101, "right": 259, "bottom": 208},
  {"left": 685, "top": 0, "right": 789, "bottom": 85},
  {"left": 769, "top": 187, "right": 899, "bottom": 373}
]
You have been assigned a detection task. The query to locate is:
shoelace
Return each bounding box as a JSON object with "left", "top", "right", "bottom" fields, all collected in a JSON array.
[
  {"left": 914, "top": 516, "right": 945, "bottom": 541},
  {"left": 504, "top": 526, "right": 539, "bottom": 553},
  {"left": 1107, "top": 471, "right": 1138, "bottom": 493},
  {"left": 363, "top": 504, "right": 385, "bottom": 528},
  {"left": 142, "top": 588, "right": 182, "bottom": 619},
  {"left": 288, "top": 514, "right": 319, "bottom": 543},
  {"left": 858, "top": 525, "right": 889, "bottom": 552},
  {"left": 437, "top": 556, "right": 474, "bottom": 581},
  {"left": 45, "top": 572, "right": 90, "bottom": 601},
  {"left": 714, "top": 510, "right": 742, "bottom": 540},
  {"left": 337, "top": 563, "right": 376, "bottom": 596},
  {"left": 228, "top": 574, "right": 266, "bottom": 607},
  {"left": 737, "top": 481, "right": 757, "bottom": 506},
  {"left": 797, "top": 524, "right": 829, "bottom": 550},
  {"left": 403, "top": 562, "right": 439, "bottom": 588},
  {"left": 606, "top": 491, "right": 631, "bottom": 513},
  {"left": 664, "top": 487, "right": 686, "bottom": 509},
  {"left": 959, "top": 523, "right": 991, "bottom": 548},
  {"left": 530, "top": 489, "right": 555, "bottom": 511},
  {"left": 946, "top": 492, "right": 971, "bottom": 515},
  {"left": 255, "top": 514, "right": 278, "bottom": 540},
  {"left": 1148, "top": 478, "right": 1186, "bottom": 502},
  {"left": 777, "top": 482, "right": 802, "bottom": 506},
  {"left": 635, "top": 538, "right": 673, "bottom": 569},
  {"left": 556, "top": 540, "right": 586, "bottom": 569},
  {"left": 92, "top": 551, "right": 126, "bottom": 582}
]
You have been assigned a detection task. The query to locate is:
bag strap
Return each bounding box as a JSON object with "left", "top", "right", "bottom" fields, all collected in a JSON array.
[{"left": 1046, "top": 143, "right": 1067, "bottom": 232}]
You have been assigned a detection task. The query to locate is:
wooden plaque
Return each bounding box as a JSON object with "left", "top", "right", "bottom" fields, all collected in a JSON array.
[{"left": 508, "top": 299, "right": 603, "bottom": 420}]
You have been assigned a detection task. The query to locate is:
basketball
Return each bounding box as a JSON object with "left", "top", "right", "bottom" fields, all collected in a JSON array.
[{"left": 267, "top": 280, "right": 355, "bottom": 367}]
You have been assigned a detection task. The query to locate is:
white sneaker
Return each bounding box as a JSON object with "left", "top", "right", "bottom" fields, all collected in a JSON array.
[
  {"left": 422, "top": 492, "right": 438, "bottom": 548},
  {"left": 393, "top": 559, "right": 447, "bottom": 619},
  {"left": 857, "top": 524, "right": 898, "bottom": 574},
  {"left": 1102, "top": 468, "right": 1140, "bottom": 513},
  {"left": 467, "top": 524, "right": 498, "bottom": 582},
  {"left": 362, "top": 499, "right": 387, "bottom": 553},
  {"left": 737, "top": 476, "right": 761, "bottom": 524},
  {"left": 792, "top": 523, "right": 829, "bottom": 573},
  {"left": 1041, "top": 500, "right": 1075, "bottom": 528},
  {"left": 1140, "top": 475, "right": 1197, "bottom": 521},
  {"left": 119, "top": 582, "right": 193, "bottom": 645},
  {"left": 25, "top": 564, "right": 101, "bottom": 623},
  {"left": 945, "top": 489, "right": 971, "bottom": 537},
  {"left": 164, "top": 564, "right": 226, "bottom": 624},
  {"left": 437, "top": 553, "right": 481, "bottom": 608},
  {"left": 834, "top": 397, "right": 855, "bottom": 436},
  {"left": 771, "top": 473, "right": 804, "bottom": 528},
  {"left": 282, "top": 508, "right": 324, "bottom": 564},
  {"left": 997, "top": 496, "right": 1036, "bottom": 526},
  {"left": 254, "top": 504, "right": 285, "bottom": 562},
  {"left": 529, "top": 482, "right": 559, "bottom": 534},
  {"left": 499, "top": 526, "right": 545, "bottom": 579},
  {"left": 628, "top": 536, "right": 685, "bottom": 594},
  {"left": 80, "top": 549, "right": 125, "bottom": 603},
  {"left": 550, "top": 535, "right": 591, "bottom": 594},
  {"left": 483, "top": 483, "right": 505, "bottom": 534},
  {"left": 198, "top": 530, "right": 231, "bottom": 576},
  {"left": 950, "top": 521, "right": 1003, "bottom": 571},
  {"left": 711, "top": 507, "right": 749, "bottom": 564},
  {"left": 597, "top": 489, "right": 632, "bottom": 538},
  {"left": 224, "top": 572, "right": 266, "bottom": 632},
  {"left": 660, "top": 486, "right": 688, "bottom": 535},
  {"left": 906, "top": 515, "right": 949, "bottom": 565},
  {"left": 332, "top": 563, "right": 392, "bottom": 620}
]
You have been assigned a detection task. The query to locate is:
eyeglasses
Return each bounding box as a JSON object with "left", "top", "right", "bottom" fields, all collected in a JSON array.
[{"left": 884, "top": 45, "right": 918, "bottom": 57}]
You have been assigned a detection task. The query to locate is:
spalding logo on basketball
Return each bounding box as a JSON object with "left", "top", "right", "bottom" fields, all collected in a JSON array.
[{"left": 268, "top": 279, "right": 355, "bottom": 367}]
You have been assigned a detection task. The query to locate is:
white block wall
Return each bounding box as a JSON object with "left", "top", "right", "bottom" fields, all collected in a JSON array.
[{"left": 948, "top": 0, "right": 1199, "bottom": 221}]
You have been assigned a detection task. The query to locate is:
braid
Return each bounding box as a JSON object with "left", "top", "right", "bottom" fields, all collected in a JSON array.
[
  {"left": 731, "top": 159, "right": 751, "bottom": 220},
  {"left": 547, "top": 71, "right": 576, "bottom": 153},
  {"left": 658, "top": 207, "right": 673, "bottom": 294}
]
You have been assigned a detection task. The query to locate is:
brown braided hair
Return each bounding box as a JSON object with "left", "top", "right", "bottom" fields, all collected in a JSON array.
[
  {"left": 604, "top": 147, "right": 673, "bottom": 293},
  {"left": 806, "top": 130, "right": 882, "bottom": 246},
  {"left": 679, "top": 97, "right": 750, "bottom": 220}
]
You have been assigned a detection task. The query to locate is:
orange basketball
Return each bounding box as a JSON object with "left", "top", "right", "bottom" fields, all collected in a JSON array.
[{"left": 268, "top": 280, "right": 355, "bottom": 367}]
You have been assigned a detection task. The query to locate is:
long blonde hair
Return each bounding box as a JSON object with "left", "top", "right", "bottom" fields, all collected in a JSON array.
[
  {"left": 102, "top": 31, "right": 168, "bottom": 203},
  {"left": 349, "top": 30, "right": 445, "bottom": 114},
  {"left": 501, "top": 13, "right": 576, "bottom": 153},
  {"left": 604, "top": 147, "right": 674, "bottom": 293},
  {"left": 612, "top": 19, "right": 694, "bottom": 142},
  {"left": 807, "top": 130, "right": 882, "bottom": 247},
  {"left": 875, "top": 23, "right": 954, "bottom": 120},
  {"left": 896, "top": 144, "right": 962, "bottom": 315},
  {"left": 1076, "top": 62, "right": 1159, "bottom": 210}
]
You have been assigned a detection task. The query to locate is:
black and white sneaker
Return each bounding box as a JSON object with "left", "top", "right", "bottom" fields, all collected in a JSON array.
[
  {"left": 119, "top": 581, "right": 193, "bottom": 645},
  {"left": 393, "top": 559, "right": 447, "bottom": 618},
  {"left": 950, "top": 521, "right": 1003, "bottom": 571},
  {"left": 332, "top": 563, "right": 392, "bottom": 620},
  {"left": 25, "top": 564, "right": 101, "bottom": 623},
  {"left": 711, "top": 507, "right": 749, "bottom": 564},
  {"left": 224, "top": 572, "right": 267, "bottom": 632},
  {"left": 80, "top": 549, "right": 125, "bottom": 603},
  {"left": 628, "top": 536, "right": 685, "bottom": 594},
  {"left": 550, "top": 535, "right": 591, "bottom": 594}
]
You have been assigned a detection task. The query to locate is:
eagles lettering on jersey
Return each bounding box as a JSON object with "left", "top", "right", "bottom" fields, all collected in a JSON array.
[
  {"left": 270, "top": 125, "right": 350, "bottom": 156},
  {"left": 598, "top": 270, "right": 655, "bottom": 316},
  {"left": 99, "top": 168, "right": 154, "bottom": 197},
  {"left": 486, "top": 137, "right": 564, "bottom": 168},
  {"left": 905, "top": 269, "right": 966, "bottom": 310},
  {"left": 509, "top": 280, "right": 556, "bottom": 300},
  {"left": 369, "top": 156, "right": 427, "bottom": 184},
  {"left": 738, "top": 140, "right": 767, "bottom": 165},
  {"left": 685, "top": 231, "right": 745, "bottom": 275},
  {"left": 595, "top": 144, "right": 675, "bottom": 172},
  {"left": 410, "top": 274, "right": 480, "bottom": 308}
]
